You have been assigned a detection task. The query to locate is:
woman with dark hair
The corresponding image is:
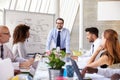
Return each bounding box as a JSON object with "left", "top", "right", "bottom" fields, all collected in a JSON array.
[
  {"left": 12, "top": 24, "right": 33, "bottom": 63},
  {"left": 86, "top": 29, "right": 120, "bottom": 68}
]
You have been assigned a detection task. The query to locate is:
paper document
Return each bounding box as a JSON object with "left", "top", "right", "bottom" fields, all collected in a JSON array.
[
  {"left": 85, "top": 73, "right": 110, "bottom": 80},
  {"left": 0, "top": 58, "right": 14, "bottom": 80}
]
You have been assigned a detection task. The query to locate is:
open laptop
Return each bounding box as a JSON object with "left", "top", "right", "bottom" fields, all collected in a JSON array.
[{"left": 70, "top": 58, "right": 92, "bottom": 80}]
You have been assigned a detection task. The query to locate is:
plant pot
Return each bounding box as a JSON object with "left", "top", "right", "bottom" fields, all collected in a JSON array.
[{"left": 48, "top": 68, "right": 64, "bottom": 80}]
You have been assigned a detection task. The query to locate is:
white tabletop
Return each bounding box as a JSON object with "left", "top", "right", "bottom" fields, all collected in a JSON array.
[
  {"left": 33, "top": 57, "right": 110, "bottom": 80},
  {"left": 33, "top": 57, "right": 49, "bottom": 80}
]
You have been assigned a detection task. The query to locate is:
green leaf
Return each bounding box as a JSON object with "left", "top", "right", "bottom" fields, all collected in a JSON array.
[{"left": 46, "top": 48, "right": 66, "bottom": 69}]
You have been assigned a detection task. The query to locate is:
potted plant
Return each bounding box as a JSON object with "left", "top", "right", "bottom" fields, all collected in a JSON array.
[{"left": 46, "top": 48, "right": 66, "bottom": 80}]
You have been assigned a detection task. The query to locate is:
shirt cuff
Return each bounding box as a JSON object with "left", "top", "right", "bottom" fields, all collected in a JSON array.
[
  {"left": 97, "top": 67, "right": 103, "bottom": 74},
  {"left": 12, "top": 62, "right": 20, "bottom": 70}
]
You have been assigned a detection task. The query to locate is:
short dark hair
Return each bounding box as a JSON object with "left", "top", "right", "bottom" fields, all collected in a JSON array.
[
  {"left": 56, "top": 18, "right": 64, "bottom": 23},
  {"left": 85, "top": 27, "right": 99, "bottom": 37}
]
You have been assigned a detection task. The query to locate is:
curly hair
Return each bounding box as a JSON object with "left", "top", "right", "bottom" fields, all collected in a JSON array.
[{"left": 13, "top": 24, "right": 30, "bottom": 44}]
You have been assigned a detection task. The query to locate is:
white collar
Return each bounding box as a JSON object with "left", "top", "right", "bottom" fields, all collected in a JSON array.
[
  {"left": 57, "top": 28, "right": 63, "bottom": 32},
  {"left": 93, "top": 38, "right": 101, "bottom": 45}
]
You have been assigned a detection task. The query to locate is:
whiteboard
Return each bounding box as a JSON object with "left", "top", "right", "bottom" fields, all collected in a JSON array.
[
  {"left": 4, "top": 9, "right": 55, "bottom": 53},
  {"left": 0, "top": 9, "right": 3, "bottom": 25}
]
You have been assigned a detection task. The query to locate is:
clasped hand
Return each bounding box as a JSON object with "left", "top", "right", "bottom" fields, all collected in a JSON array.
[{"left": 19, "top": 58, "right": 34, "bottom": 69}]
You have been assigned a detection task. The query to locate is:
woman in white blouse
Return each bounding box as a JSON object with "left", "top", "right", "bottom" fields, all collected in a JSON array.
[{"left": 12, "top": 24, "right": 33, "bottom": 63}]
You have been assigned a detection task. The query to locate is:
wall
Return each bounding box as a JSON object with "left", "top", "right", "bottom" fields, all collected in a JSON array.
[
  {"left": 83, "top": 0, "right": 120, "bottom": 50},
  {"left": 70, "top": 0, "right": 120, "bottom": 51}
]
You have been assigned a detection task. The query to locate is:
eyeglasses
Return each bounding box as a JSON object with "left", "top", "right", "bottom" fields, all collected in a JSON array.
[
  {"left": 2, "top": 32, "right": 10, "bottom": 35},
  {"left": 56, "top": 22, "right": 63, "bottom": 24}
]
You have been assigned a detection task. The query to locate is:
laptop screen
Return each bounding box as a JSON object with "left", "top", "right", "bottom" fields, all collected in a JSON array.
[
  {"left": 71, "top": 59, "right": 92, "bottom": 80},
  {"left": 71, "top": 58, "right": 83, "bottom": 80}
]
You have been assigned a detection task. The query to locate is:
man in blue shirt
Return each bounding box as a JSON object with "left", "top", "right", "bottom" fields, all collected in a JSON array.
[{"left": 46, "top": 18, "right": 71, "bottom": 54}]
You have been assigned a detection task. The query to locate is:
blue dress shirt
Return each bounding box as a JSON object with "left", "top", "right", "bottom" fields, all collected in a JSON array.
[{"left": 46, "top": 28, "right": 71, "bottom": 53}]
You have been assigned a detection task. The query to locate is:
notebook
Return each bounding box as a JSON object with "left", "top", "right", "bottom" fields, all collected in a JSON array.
[{"left": 70, "top": 58, "right": 92, "bottom": 80}]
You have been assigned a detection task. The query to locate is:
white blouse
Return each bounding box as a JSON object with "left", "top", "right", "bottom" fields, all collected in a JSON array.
[
  {"left": 98, "top": 68, "right": 120, "bottom": 78},
  {"left": 12, "top": 42, "right": 27, "bottom": 62}
]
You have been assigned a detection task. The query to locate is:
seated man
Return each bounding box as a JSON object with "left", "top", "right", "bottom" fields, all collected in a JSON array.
[
  {"left": 84, "top": 27, "right": 101, "bottom": 56},
  {"left": 81, "top": 67, "right": 120, "bottom": 80},
  {"left": 0, "top": 25, "right": 34, "bottom": 69}
]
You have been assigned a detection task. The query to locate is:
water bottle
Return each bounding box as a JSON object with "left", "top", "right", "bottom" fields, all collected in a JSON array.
[{"left": 65, "top": 57, "right": 74, "bottom": 78}]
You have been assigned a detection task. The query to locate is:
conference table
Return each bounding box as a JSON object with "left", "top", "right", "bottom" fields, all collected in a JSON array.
[{"left": 33, "top": 56, "right": 110, "bottom": 80}]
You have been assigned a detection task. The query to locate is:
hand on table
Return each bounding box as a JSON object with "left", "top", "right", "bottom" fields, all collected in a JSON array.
[
  {"left": 14, "top": 70, "right": 21, "bottom": 75},
  {"left": 46, "top": 51, "right": 51, "bottom": 56},
  {"left": 81, "top": 67, "right": 98, "bottom": 78},
  {"left": 19, "top": 58, "right": 34, "bottom": 69}
]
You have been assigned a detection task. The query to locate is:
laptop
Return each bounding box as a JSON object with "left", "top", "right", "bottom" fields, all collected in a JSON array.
[{"left": 70, "top": 58, "right": 92, "bottom": 80}]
